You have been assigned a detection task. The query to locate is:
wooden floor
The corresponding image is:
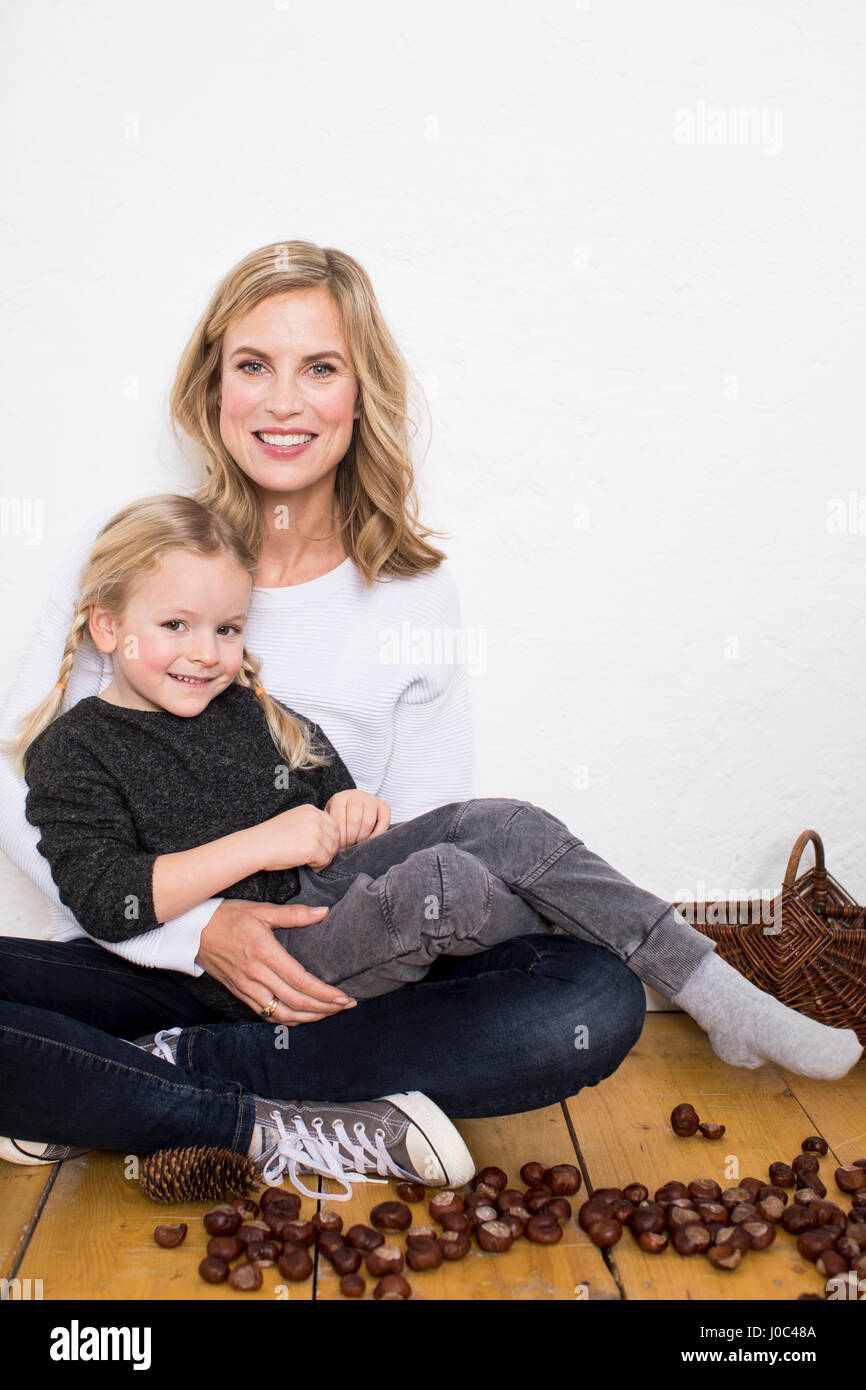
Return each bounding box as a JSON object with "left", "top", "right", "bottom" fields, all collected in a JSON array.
[{"left": 2, "top": 1013, "right": 864, "bottom": 1302}]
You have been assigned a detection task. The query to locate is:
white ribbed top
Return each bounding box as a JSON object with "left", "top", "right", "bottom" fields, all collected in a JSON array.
[{"left": 0, "top": 500, "right": 473, "bottom": 974}]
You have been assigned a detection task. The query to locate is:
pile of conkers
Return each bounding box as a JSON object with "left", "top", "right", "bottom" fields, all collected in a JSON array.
[
  {"left": 578, "top": 1130, "right": 866, "bottom": 1290},
  {"left": 310, "top": 1161, "right": 582, "bottom": 1297},
  {"left": 151, "top": 1160, "right": 582, "bottom": 1299}
]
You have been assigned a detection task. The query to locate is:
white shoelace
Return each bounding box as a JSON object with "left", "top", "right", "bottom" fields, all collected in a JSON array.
[
  {"left": 259, "top": 1110, "right": 412, "bottom": 1201},
  {"left": 149, "top": 1028, "right": 182, "bottom": 1062}
]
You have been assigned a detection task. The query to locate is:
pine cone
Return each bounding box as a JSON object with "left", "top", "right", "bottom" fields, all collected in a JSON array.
[{"left": 139, "top": 1146, "right": 261, "bottom": 1203}]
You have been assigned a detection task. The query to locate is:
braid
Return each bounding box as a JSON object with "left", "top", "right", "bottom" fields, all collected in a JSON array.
[
  {"left": 235, "top": 649, "right": 330, "bottom": 771},
  {"left": 1, "top": 602, "right": 94, "bottom": 777}
]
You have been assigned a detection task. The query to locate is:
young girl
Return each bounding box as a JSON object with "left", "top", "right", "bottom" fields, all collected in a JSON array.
[{"left": 6, "top": 494, "right": 862, "bottom": 1088}]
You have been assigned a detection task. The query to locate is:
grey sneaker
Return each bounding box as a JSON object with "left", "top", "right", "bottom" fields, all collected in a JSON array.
[
  {"left": 252, "top": 1091, "right": 474, "bottom": 1200},
  {"left": 0, "top": 1137, "right": 89, "bottom": 1166}
]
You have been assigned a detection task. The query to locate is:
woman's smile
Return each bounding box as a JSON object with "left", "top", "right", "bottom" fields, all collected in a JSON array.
[{"left": 252, "top": 429, "right": 317, "bottom": 459}]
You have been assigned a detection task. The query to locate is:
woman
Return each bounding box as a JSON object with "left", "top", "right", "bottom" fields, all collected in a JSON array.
[{"left": 0, "top": 241, "right": 649, "bottom": 1182}]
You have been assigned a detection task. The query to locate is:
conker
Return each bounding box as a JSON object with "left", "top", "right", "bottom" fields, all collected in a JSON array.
[
  {"left": 207, "top": 1235, "right": 243, "bottom": 1262},
  {"left": 655, "top": 1182, "right": 689, "bottom": 1204},
  {"left": 440, "top": 1211, "right": 473, "bottom": 1235},
  {"left": 477, "top": 1220, "right": 514, "bottom": 1252},
  {"left": 502, "top": 1210, "right": 529, "bottom": 1239},
  {"left": 369, "top": 1200, "right": 412, "bottom": 1230},
  {"left": 673, "top": 1224, "right": 711, "bottom": 1255},
  {"left": 153, "top": 1223, "right": 187, "bottom": 1248},
  {"left": 204, "top": 1206, "right": 242, "bottom": 1237},
  {"left": 811, "top": 1200, "right": 846, "bottom": 1228},
  {"left": 755, "top": 1197, "right": 785, "bottom": 1224},
  {"left": 428, "top": 1192, "right": 464, "bottom": 1222},
  {"left": 198, "top": 1255, "right": 229, "bottom": 1284},
  {"left": 699, "top": 1122, "right": 725, "bottom": 1140},
  {"left": 246, "top": 1240, "right": 280, "bottom": 1266},
  {"left": 525, "top": 1213, "right": 564, "bottom": 1244},
  {"left": 496, "top": 1189, "right": 529, "bottom": 1213},
  {"left": 437, "top": 1231, "right": 471, "bottom": 1260},
  {"left": 713, "top": 1226, "right": 750, "bottom": 1253},
  {"left": 231, "top": 1198, "right": 259, "bottom": 1218},
  {"left": 622, "top": 1183, "right": 648, "bottom": 1204},
  {"left": 339, "top": 1274, "right": 365, "bottom": 1297},
  {"left": 797, "top": 1228, "right": 839, "bottom": 1261},
  {"left": 236, "top": 1221, "right": 274, "bottom": 1247},
  {"left": 741, "top": 1221, "right": 775, "bottom": 1250},
  {"left": 638, "top": 1230, "right": 668, "bottom": 1253},
  {"left": 524, "top": 1186, "right": 556, "bottom": 1214},
  {"left": 229, "top": 1262, "right": 262, "bottom": 1291},
  {"left": 542, "top": 1164, "right": 581, "bottom": 1196},
  {"left": 373, "top": 1274, "right": 411, "bottom": 1300},
  {"left": 708, "top": 1244, "right": 742, "bottom": 1270},
  {"left": 631, "top": 1207, "right": 665, "bottom": 1237},
  {"left": 366, "top": 1244, "right": 404, "bottom": 1278},
  {"left": 835, "top": 1236, "right": 861, "bottom": 1264},
  {"left": 277, "top": 1220, "right": 315, "bottom": 1246},
  {"left": 670, "top": 1103, "right": 700, "bottom": 1136},
  {"left": 588, "top": 1218, "right": 622, "bottom": 1248},
  {"left": 317, "top": 1231, "right": 347, "bottom": 1262},
  {"left": 331, "top": 1245, "right": 362, "bottom": 1276},
  {"left": 768, "top": 1162, "right": 795, "bottom": 1187},
  {"left": 802, "top": 1136, "right": 828, "bottom": 1155},
  {"left": 578, "top": 1198, "right": 614, "bottom": 1231},
  {"left": 345, "top": 1225, "right": 384, "bottom": 1252},
  {"left": 520, "top": 1161, "right": 547, "bottom": 1186},
  {"left": 474, "top": 1166, "right": 508, "bottom": 1192},
  {"left": 688, "top": 1179, "right": 721, "bottom": 1202},
  {"left": 781, "top": 1204, "right": 819, "bottom": 1234},
  {"left": 395, "top": 1181, "right": 426, "bottom": 1203},
  {"left": 312, "top": 1209, "right": 343, "bottom": 1234},
  {"left": 836, "top": 1166, "right": 866, "bottom": 1193},
  {"left": 278, "top": 1245, "right": 313, "bottom": 1281},
  {"left": 406, "top": 1236, "right": 443, "bottom": 1270},
  {"left": 720, "top": 1187, "right": 752, "bottom": 1210},
  {"left": 816, "top": 1249, "right": 848, "bottom": 1278},
  {"left": 259, "top": 1187, "right": 300, "bottom": 1217},
  {"left": 694, "top": 1202, "right": 728, "bottom": 1228},
  {"left": 544, "top": 1197, "right": 574, "bottom": 1224}
]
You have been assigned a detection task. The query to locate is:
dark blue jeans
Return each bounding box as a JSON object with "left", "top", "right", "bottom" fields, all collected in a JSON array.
[{"left": 0, "top": 931, "right": 646, "bottom": 1155}]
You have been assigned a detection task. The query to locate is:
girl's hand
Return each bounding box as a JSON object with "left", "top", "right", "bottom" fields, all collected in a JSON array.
[
  {"left": 255, "top": 804, "right": 341, "bottom": 873},
  {"left": 325, "top": 790, "right": 391, "bottom": 849}
]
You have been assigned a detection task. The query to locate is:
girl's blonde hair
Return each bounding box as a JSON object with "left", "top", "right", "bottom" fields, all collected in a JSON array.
[
  {"left": 1, "top": 494, "right": 330, "bottom": 778},
  {"left": 173, "top": 240, "right": 447, "bottom": 585}
]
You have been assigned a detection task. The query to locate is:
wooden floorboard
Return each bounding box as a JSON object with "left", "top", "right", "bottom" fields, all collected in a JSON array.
[
  {"left": 0, "top": 1160, "right": 55, "bottom": 1281},
  {"left": 2, "top": 1015, "right": 864, "bottom": 1301}
]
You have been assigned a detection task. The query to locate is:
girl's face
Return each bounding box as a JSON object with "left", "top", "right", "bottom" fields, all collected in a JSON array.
[
  {"left": 89, "top": 550, "right": 253, "bottom": 715},
  {"left": 218, "top": 288, "right": 361, "bottom": 502}
]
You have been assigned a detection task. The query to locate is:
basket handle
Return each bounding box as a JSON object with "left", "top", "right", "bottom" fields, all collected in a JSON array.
[{"left": 783, "top": 829, "right": 828, "bottom": 912}]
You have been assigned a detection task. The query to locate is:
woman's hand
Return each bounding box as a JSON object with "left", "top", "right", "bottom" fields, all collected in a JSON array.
[
  {"left": 254, "top": 804, "right": 341, "bottom": 873},
  {"left": 195, "top": 898, "right": 356, "bottom": 1025},
  {"left": 325, "top": 790, "right": 391, "bottom": 849}
]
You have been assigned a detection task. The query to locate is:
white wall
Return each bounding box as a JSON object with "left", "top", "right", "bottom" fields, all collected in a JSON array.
[{"left": 2, "top": 1, "right": 865, "bottom": 961}]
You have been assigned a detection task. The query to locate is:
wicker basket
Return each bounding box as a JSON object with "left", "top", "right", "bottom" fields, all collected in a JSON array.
[{"left": 673, "top": 830, "right": 866, "bottom": 1044}]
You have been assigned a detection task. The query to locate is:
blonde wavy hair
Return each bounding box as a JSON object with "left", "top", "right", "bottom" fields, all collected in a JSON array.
[
  {"left": 173, "top": 240, "right": 447, "bottom": 585},
  {"left": 1, "top": 494, "right": 331, "bottom": 778}
]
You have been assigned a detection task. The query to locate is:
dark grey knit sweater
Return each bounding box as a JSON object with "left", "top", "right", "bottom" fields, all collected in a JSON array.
[{"left": 23, "top": 685, "right": 355, "bottom": 1018}]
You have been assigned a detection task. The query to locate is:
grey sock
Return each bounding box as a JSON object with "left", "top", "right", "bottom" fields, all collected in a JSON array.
[{"left": 673, "top": 951, "right": 863, "bottom": 1079}]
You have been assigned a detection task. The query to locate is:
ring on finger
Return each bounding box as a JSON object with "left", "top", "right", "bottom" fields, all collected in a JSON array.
[{"left": 259, "top": 995, "right": 280, "bottom": 1020}]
